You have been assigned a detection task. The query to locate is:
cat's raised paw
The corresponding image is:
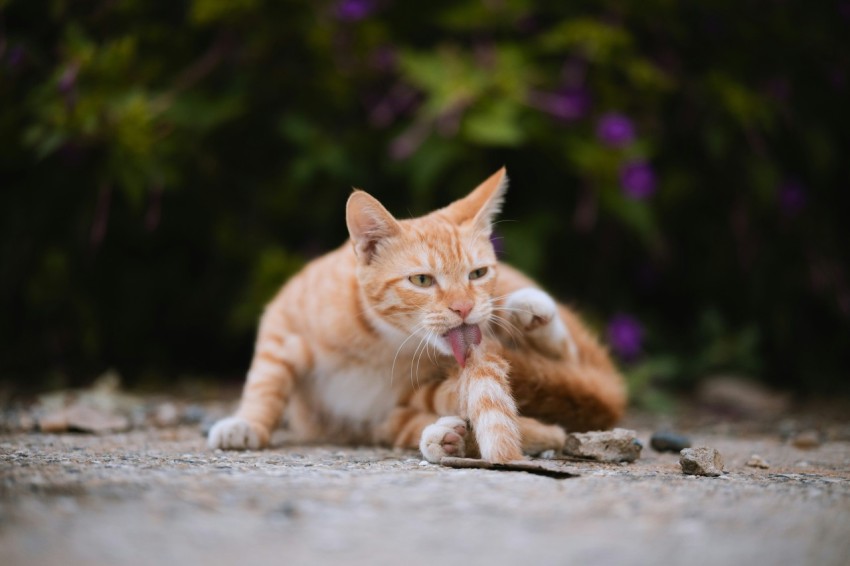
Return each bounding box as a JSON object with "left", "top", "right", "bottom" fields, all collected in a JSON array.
[
  {"left": 505, "top": 288, "right": 558, "bottom": 330},
  {"left": 207, "top": 416, "right": 269, "bottom": 450},
  {"left": 420, "top": 416, "right": 468, "bottom": 463},
  {"left": 504, "top": 288, "right": 577, "bottom": 359}
]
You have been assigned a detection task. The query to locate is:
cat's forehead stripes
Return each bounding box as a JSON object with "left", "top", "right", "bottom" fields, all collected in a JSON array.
[{"left": 401, "top": 219, "right": 490, "bottom": 275}]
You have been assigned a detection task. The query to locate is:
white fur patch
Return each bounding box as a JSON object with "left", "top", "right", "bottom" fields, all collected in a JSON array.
[
  {"left": 207, "top": 416, "right": 265, "bottom": 450},
  {"left": 313, "top": 365, "right": 397, "bottom": 425},
  {"left": 466, "top": 378, "right": 514, "bottom": 409},
  {"left": 420, "top": 416, "right": 468, "bottom": 462}
]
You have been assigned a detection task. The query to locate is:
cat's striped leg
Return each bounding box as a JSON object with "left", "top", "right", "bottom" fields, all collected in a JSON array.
[
  {"left": 501, "top": 288, "right": 578, "bottom": 359},
  {"left": 208, "top": 322, "right": 310, "bottom": 450},
  {"left": 383, "top": 378, "right": 565, "bottom": 461},
  {"left": 378, "top": 379, "right": 477, "bottom": 462},
  {"left": 419, "top": 415, "right": 564, "bottom": 460},
  {"left": 458, "top": 345, "right": 523, "bottom": 463}
]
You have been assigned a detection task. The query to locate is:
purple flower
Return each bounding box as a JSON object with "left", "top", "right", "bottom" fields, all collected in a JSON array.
[
  {"left": 607, "top": 314, "right": 644, "bottom": 360},
  {"left": 596, "top": 112, "right": 635, "bottom": 147},
  {"left": 7, "top": 44, "right": 25, "bottom": 69},
  {"left": 619, "top": 161, "right": 657, "bottom": 200},
  {"left": 369, "top": 45, "right": 396, "bottom": 72},
  {"left": 778, "top": 181, "right": 806, "bottom": 217},
  {"left": 529, "top": 88, "right": 591, "bottom": 121},
  {"left": 58, "top": 65, "right": 78, "bottom": 94},
  {"left": 334, "top": 0, "right": 375, "bottom": 21}
]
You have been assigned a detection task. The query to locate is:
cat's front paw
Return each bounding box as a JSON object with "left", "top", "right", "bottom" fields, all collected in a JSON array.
[
  {"left": 504, "top": 288, "right": 576, "bottom": 358},
  {"left": 420, "top": 416, "right": 468, "bottom": 463},
  {"left": 207, "top": 416, "right": 269, "bottom": 450}
]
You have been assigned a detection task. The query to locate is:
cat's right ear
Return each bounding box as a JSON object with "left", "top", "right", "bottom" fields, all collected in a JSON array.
[{"left": 346, "top": 190, "right": 402, "bottom": 264}]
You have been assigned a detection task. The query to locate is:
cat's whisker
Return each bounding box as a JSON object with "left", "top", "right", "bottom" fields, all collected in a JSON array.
[
  {"left": 489, "top": 314, "right": 522, "bottom": 347},
  {"left": 494, "top": 305, "right": 546, "bottom": 317},
  {"left": 425, "top": 331, "right": 438, "bottom": 366},
  {"left": 409, "top": 330, "right": 431, "bottom": 390},
  {"left": 414, "top": 331, "right": 432, "bottom": 389},
  {"left": 490, "top": 313, "right": 520, "bottom": 335},
  {"left": 390, "top": 322, "right": 428, "bottom": 387},
  {"left": 471, "top": 217, "right": 516, "bottom": 243}
]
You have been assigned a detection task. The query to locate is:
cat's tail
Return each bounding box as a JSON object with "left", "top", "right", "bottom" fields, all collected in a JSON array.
[{"left": 507, "top": 349, "right": 627, "bottom": 432}]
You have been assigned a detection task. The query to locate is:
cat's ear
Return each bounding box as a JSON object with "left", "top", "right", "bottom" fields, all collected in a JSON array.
[
  {"left": 444, "top": 167, "right": 508, "bottom": 236},
  {"left": 346, "top": 190, "right": 402, "bottom": 264}
]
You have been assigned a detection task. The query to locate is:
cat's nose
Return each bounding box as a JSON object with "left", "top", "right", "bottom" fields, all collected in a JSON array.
[{"left": 449, "top": 301, "right": 474, "bottom": 320}]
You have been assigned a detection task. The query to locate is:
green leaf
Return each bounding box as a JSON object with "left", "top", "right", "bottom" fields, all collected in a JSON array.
[
  {"left": 538, "top": 18, "right": 632, "bottom": 61},
  {"left": 463, "top": 99, "right": 524, "bottom": 146}
]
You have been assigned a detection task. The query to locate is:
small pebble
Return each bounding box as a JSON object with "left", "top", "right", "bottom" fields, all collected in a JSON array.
[
  {"left": 745, "top": 454, "right": 770, "bottom": 469},
  {"left": 182, "top": 405, "right": 207, "bottom": 425},
  {"left": 791, "top": 430, "right": 821, "bottom": 449},
  {"left": 650, "top": 431, "right": 691, "bottom": 453},
  {"left": 152, "top": 403, "right": 181, "bottom": 428},
  {"left": 680, "top": 447, "right": 724, "bottom": 477}
]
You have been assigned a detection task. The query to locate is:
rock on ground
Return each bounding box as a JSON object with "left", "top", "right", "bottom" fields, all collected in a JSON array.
[
  {"left": 650, "top": 431, "right": 691, "bottom": 453},
  {"left": 680, "top": 446, "right": 724, "bottom": 477},
  {"left": 563, "top": 428, "right": 642, "bottom": 462},
  {"left": 746, "top": 454, "right": 770, "bottom": 469},
  {"left": 38, "top": 403, "right": 130, "bottom": 434}
]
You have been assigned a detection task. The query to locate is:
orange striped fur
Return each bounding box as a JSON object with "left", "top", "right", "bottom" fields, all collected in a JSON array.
[{"left": 208, "top": 168, "right": 627, "bottom": 462}]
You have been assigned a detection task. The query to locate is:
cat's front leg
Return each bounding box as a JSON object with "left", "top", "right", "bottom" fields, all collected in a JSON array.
[
  {"left": 503, "top": 288, "right": 577, "bottom": 359},
  {"left": 208, "top": 328, "right": 310, "bottom": 450},
  {"left": 458, "top": 343, "right": 523, "bottom": 463}
]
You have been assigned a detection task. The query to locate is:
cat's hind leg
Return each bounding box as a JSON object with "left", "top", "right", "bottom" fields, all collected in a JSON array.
[
  {"left": 379, "top": 379, "right": 479, "bottom": 462},
  {"left": 501, "top": 288, "right": 578, "bottom": 359},
  {"left": 208, "top": 320, "right": 310, "bottom": 450},
  {"left": 383, "top": 379, "right": 566, "bottom": 461},
  {"left": 418, "top": 415, "right": 565, "bottom": 461},
  {"left": 517, "top": 416, "right": 567, "bottom": 455}
]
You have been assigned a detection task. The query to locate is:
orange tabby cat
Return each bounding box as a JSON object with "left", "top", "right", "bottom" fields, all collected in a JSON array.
[{"left": 208, "top": 168, "right": 626, "bottom": 462}]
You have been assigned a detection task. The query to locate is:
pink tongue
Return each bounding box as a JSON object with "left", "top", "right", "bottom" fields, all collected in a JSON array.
[{"left": 445, "top": 324, "right": 482, "bottom": 367}]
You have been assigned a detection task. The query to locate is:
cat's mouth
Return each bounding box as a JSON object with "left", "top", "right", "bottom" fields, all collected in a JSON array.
[{"left": 442, "top": 323, "right": 482, "bottom": 368}]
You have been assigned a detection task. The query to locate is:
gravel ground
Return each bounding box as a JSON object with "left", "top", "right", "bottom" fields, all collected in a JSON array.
[{"left": 2, "top": 415, "right": 850, "bottom": 566}]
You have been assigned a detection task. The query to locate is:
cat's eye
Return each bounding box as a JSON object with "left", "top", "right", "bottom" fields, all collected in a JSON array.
[
  {"left": 409, "top": 274, "right": 435, "bottom": 288},
  {"left": 469, "top": 267, "right": 488, "bottom": 280}
]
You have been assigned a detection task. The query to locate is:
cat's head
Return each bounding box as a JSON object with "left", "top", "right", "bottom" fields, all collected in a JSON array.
[{"left": 346, "top": 168, "right": 507, "bottom": 366}]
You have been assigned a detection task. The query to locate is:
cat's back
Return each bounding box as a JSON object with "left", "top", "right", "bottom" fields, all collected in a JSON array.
[
  {"left": 262, "top": 242, "right": 390, "bottom": 358},
  {"left": 266, "top": 241, "right": 356, "bottom": 322}
]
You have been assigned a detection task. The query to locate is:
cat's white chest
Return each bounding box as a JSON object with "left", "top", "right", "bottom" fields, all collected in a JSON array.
[{"left": 312, "top": 362, "right": 398, "bottom": 424}]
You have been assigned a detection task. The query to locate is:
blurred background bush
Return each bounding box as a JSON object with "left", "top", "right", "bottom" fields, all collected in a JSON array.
[{"left": 2, "top": 0, "right": 848, "bottom": 400}]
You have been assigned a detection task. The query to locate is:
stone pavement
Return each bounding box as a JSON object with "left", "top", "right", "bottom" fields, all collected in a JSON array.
[{"left": 2, "top": 418, "right": 849, "bottom": 566}]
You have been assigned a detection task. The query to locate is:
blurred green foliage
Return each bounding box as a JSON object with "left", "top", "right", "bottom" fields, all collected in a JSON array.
[{"left": 2, "top": 0, "right": 849, "bottom": 394}]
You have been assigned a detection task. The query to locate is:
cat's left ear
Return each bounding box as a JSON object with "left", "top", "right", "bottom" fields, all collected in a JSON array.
[
  {"left": 346, "top": 190, "right": 402, "bottom": 264},
  {"left": 444, "top": 167, "right": 508, "bottom": 237}
]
